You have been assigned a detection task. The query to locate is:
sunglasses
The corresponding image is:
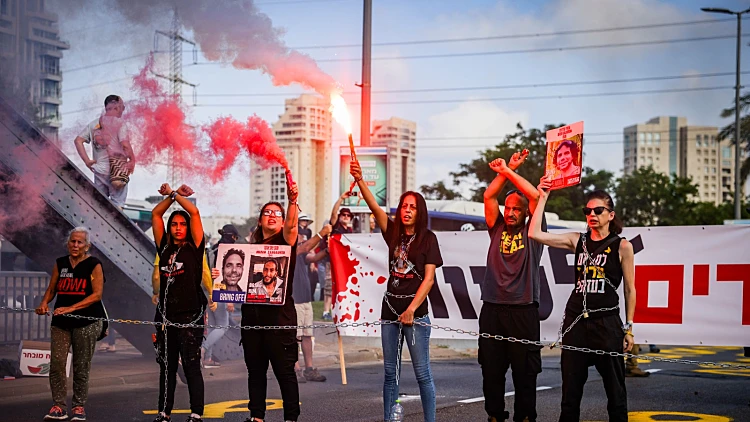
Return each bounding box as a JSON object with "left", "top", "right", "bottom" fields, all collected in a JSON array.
[
  {"left": 262, "top": 209, "right": 283, "bottom": 217},
  {"left": 582, "top": 206, "right": 612, "bottom": 216},
  {"left": 340, "top": 213, "right": 353, "bottom": 218}
]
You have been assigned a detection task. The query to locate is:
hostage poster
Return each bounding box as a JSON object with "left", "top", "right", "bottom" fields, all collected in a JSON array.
[
  {"left": 211, "top": 244, "right": 291, "bottom": 305},
  {"left": 545, "top": 121, "right": 584, "bottom": 190}
]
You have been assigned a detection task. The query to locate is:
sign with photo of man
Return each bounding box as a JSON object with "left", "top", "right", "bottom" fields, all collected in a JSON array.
[
  {"left": 211, "top": 244, "right": 291, "bottom": 304},
  {"left": 545, "top": 121, "right": 584, "bottom": 190}
]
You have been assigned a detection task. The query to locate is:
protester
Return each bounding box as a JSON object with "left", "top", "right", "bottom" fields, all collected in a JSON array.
[
  {"left": 480, "top": 152, "right": 544, "bottom": 422},
  {"left": 73, "top": 95, "right": 135, "bottom": 208},
  {"left": 292, "top": 225, "right": 331, "bottom": 383},
  {"left": 297, "top": 213, "right": 313, "bottom": 241},
  {"left": 151, "top": 183, "right": 210, "bottom": 422},
  {"left": 351, "top": 161, "right": 443, "bottom": 422},
  {"left": 529, "top": 183, "right": 635, "bottom": 422},
  {"left": 36, "top": 227, "right": 106, "bottom": 422},
  {"left": 241, "top": 180, "right": 300, "bottom": 422}
]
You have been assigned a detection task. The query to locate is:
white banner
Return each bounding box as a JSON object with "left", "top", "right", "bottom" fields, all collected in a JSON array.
[{"left": 329, "top": 226, "right": 750, "bottom": 346}]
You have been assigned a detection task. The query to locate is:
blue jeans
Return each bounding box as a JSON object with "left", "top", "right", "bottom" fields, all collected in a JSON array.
[
  {"left": 93, "top": 171, "right": 128, "bottom": 208},
  {"left": 382, "top": 315, "right": 435, "bottom": 422},
  {"left": 202, "top": 302, "right": 229, "bottom": 358}
]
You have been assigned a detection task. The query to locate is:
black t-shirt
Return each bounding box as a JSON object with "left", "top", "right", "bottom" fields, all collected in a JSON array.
[
  {"left": 565, "top": 232, "right": 623, "bottom": 318},
  {"left": 242, "top": 231, "right": 298, "bottom": 327},
  {"left": 155, "top": 237, "right": 207, "bottom": 324},
  {"left": 482, "top": 216, "right": 546, "bottom": 305},
  {"left": 298, "top": 226, "right": 313, "bottom": 242},
  {"left": 51, "top": 256, "right": 106, "bottom": 329},
  {"left": 381, "top": 220, "right": 443, "bottom": 321}
]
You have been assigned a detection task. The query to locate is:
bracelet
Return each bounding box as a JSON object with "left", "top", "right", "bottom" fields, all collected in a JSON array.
[
  {"left": 354, "top": 176, "right": 362, "bottom": 183},
  {"left": 169, "top": 191, "right": 177, "bottom": 201},
  {"left": 316, "top": 233, "right": 323, "bottom": 240},
  {"left": 625, "top": 331, "right": 633, "bottom": 337}
]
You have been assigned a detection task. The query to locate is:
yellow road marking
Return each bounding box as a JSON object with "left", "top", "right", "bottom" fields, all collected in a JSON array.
[{"left": 143, "top": 399, "right": 286, "bottom": 418}]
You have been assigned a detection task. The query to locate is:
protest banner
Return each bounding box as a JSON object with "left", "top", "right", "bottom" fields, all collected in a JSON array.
[{"left": 329, "top": 226, "right": 750, "bottom": 346}]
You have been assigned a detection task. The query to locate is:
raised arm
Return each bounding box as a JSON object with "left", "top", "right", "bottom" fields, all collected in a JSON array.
[
  {"left": 620, "top": 239, "right": 636, "bottom": 352},
  {"left": 299, "top": 224, "right": 332, "bottom": 255},
  {"left": 528, "top": 177, "right": 578, "bottom": 251},
  {"left": 350, "top": 161, "right": 388, "bottom": 231},
  {"left": 283, "top": 181, "right": 299, "bottom": 245},
  {"left": 174, "top": 185, "right": 203, "bottom": 247},
  {"left": 484, "top": 151, "right": 529, "bottom": 229},
  {"left": 329, "top": 192, "right": 348, "bottom": 226}
]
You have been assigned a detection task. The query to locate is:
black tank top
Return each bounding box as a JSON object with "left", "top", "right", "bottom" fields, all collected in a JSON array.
[
  {"left": 565, "top": 232, "right": 623, "bottom": 318},
  {"left": 51, "top": 256, "right": 106, "bottom": 329}
]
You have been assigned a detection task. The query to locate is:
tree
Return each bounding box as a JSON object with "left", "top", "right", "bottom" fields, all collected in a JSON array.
[
  {"left": 717, "top": 90, "right": 750, "bottom": 188},
  {"left": 615, "top": 166, "right": 699, "bottom": 226},
  {"left": 419, "top": 180, "right": 463, "bottom": 200}
]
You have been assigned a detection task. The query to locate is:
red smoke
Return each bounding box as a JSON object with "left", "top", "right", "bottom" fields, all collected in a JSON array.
[
  {"left": 126, "top": 55, "right": 200, "bottom": 172},
  {"left": 205, "top": 115, "right": 288, "bottom": 182},
  {"left": 123, "top": 55, "right": 289, "bottom": 182}
]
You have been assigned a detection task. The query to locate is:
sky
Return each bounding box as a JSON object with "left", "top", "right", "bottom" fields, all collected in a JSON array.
[{"left": 48, "top": 0, "right": 750, "bottom": 218}]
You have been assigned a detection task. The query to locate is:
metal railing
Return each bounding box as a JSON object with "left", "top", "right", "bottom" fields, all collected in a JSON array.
[{"left": 0, "top": 272, "right": 50, "bottom": 344}]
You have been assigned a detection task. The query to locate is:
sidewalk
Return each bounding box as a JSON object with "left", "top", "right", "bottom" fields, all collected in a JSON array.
[{"left": 0, "top": 320, "right": 559, "bottom": 399}]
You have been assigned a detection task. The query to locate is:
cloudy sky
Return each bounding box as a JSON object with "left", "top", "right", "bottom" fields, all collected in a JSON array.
[{"left": 49, "top": 0, "right": 750, "bottom": 217}]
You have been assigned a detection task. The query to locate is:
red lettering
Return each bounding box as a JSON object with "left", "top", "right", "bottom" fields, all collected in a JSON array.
[
  {"left": 716, "top": 264, "right": 750, "bottom": 325},
  {"left": 634, "top": 264, "right": 684, "bottom": 324},
  {"left": 692, "top": 264, "right": 709, "bottom": 296}
]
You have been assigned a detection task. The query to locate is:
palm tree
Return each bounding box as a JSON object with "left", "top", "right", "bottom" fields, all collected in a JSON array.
[{"left": 717, "top": 91, "right": 750, "bottom": 189}]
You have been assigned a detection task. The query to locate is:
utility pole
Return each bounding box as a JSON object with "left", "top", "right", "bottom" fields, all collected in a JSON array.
[
  {"left": 154, "top": 14, "right": 197, "bottom": 188},
  {"left": 359, "top": 0, "right": 372, "bottom": 147}
]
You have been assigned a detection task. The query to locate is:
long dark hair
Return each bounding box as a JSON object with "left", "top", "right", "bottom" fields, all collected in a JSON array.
[
  {"left": 585, "top": 190, "right": 623, "bottom": 235},
  {"left": 386, "top": 191, "right": 430, "bottom": 254},
  {"left": 251, "top": 201, "right": 285, "bottom": 244},
  {"left": 163, "top": 210, "right": 195, "bottom": 250}
]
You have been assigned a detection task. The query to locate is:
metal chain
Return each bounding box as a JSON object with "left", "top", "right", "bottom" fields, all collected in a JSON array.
[{"left": 4, "top": 306, "right": 748, "bottom": 370}]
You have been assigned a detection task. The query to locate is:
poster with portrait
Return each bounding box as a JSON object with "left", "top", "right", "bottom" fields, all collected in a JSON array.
[
  {"left": 545, "top": 121, "right": 584, "bottom": 190},
  {"left": 211, "top": 244, "right": 291, "bottom": 305}
]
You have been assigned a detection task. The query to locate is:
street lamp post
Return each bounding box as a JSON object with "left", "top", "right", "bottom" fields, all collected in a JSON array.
[{"left": 701, "top": 7, "right": 750, "bottom": 219}]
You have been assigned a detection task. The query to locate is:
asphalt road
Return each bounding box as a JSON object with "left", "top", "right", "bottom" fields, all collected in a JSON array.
[{"left": 4, "top": 346, "right": 748, "bottom": 421}]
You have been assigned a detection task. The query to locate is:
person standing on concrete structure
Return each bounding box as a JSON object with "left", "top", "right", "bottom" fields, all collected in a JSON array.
[
  {"left": 479, "top": 151, "right": 544, "bottom": 422},
  {"left": 73, "top": 95, "right": 135, "bottom": 208}
]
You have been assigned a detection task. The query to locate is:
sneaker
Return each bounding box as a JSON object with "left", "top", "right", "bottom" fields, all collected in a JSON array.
[
  {"left": 625, "top": 367, "right": 651, "bottom": 377},
  {"left": 70, "top": 406, "right": 87, "bottom": 421},
  {"left": 153, "top": 413, "right": 171, "bottom": 421},
  {"left": 202, "top": 359, "right": 220, "bottom": 369},
  {"left": 43, "top": 405, "right": 68, "bottom": 421},
  {"left": 303, "top": 367, "right": 327, "bottom": 382},
  {"left": 186, "top": 416, "right": 202, "bottom": 421},
  {"left": 295, "top": 369, "right": 307, "bottom": 383},
  {"left": 487, "top": 411, "right": 510, "bottom": 422},
  {"left": 322, "top": 312, "right": 332, "bottom": 321}
]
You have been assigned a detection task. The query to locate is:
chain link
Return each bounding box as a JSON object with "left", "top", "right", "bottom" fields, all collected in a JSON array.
[{"left": 4, "top": 305, "right": 748, "bottom": 370}]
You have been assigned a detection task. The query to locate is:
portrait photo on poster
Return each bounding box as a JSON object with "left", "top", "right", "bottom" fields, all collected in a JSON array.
[
  {"left": 245, "top": 250, "right": 291, "bottom": 306},
  {"left": 545, "top": 121, "right": 584, "bottom": 190},
  {"left": 212, "top": 244, "right": 254, "bottom": 303}
]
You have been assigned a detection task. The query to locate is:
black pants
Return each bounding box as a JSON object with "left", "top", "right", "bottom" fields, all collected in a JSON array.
[
  {"left": 241, "top": 328, "right": 300, "bottom": 421},
  {"left": 158, "top": 326, "right": 204, "bottom": 415},
  {"left": 559, "top": 314, "right": 627, "bottom": 422},
  {"left": 478, "top": 303, "right": 542, "bottom": 422}
]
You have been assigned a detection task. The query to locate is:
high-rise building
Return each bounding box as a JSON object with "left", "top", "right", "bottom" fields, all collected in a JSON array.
[
  {"left": 623, "top": 116, "right": 736, "bottom": 205},
  {"left": 250, "top": 94, "right": 332, "bottom": 227},
  {"left": 0, "top": 0, "right": 69, "bottom": 143},
  {"left": 371, "top": 117, "right": 416, "bottom": 209}
]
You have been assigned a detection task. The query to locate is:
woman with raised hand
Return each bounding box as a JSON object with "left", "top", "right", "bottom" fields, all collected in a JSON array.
[
  {"left": 37, "top": 227, "right": 106, "bottom": 422},
  {"left": 241, "top": 180, "right": 300, "bottom": 422},
  {"left": 350, "top": 161, "right": 443, "bottom": 422},
  {"left": 529, "top": 178, "right": 635, "bottom": 422},
  {"left": 151, "top": 183, "right": 208, "bottom": 422}
]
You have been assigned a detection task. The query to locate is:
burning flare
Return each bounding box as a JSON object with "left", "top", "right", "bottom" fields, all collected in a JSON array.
[{"left": 330, "top": 93, "right": 353, "bottom": 135}]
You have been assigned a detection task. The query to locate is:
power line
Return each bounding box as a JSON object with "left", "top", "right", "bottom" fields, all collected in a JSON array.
[
  {"left": 196, "top": 71, "right": 749, "bottom": 97},
  {"left": 62, "top": 76, "right": 135, "bottom": 93},
  {"left": 60, "top": 85, "right": 732, "bottom": 116},
  {"left": 309, "top": 33, "right": 749, "bottom": 62},
  {"left": 62, "top": 53, "right": 152, "bottom": 74},
  {"left": 293, "top": 17, "right": 741, "bottom": 49}
]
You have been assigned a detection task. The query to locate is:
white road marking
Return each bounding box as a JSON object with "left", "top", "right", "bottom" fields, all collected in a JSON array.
[
  {"left": 645, "top": 369, "right": 662, "bottom": 373},
  {"left": 457, "top": 386, "right": 553, "bottom": 404}
]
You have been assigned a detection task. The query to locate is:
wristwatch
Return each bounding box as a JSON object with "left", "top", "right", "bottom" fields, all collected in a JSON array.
[{"left": 622, "top": 321, "right": 633, "bottom": 335}]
